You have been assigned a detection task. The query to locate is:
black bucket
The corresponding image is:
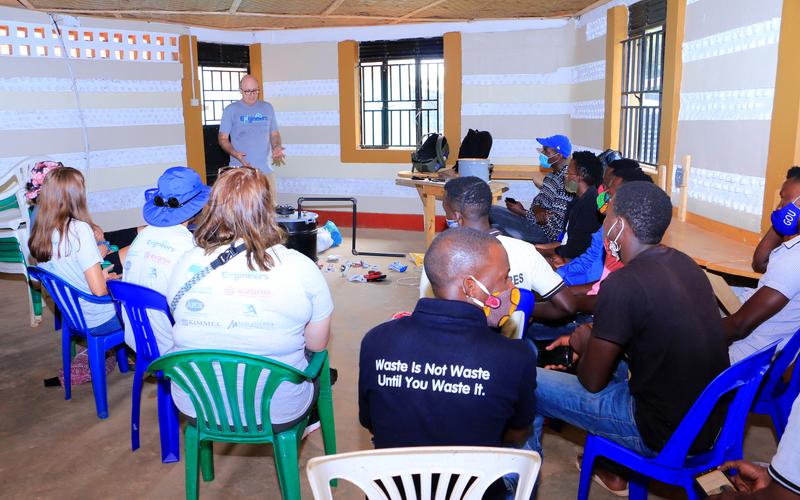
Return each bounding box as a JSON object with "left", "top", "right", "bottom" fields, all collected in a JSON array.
[{"left": 277, "top": 210, "right": 318, "bottom": 262}]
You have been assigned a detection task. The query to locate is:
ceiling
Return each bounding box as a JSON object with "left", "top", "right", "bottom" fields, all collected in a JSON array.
[{"left": 3, "top": 0, "right": 603, "bottom": 30}]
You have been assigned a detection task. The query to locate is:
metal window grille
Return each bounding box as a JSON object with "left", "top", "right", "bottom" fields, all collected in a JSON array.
[
  {"left": 199, "top": 66, "right": 247, "bottom": 125},
  {"left": 358, "top": 38, "right": 444, "bottom": 148},
  {"left": 619, "top": 0, "right": 666, "bottom": 166}
]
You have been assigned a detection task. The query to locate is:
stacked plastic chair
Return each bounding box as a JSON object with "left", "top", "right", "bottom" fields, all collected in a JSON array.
[
  {"left": 107, "top": 281, "right": 181, "bottom": 463},
  {"left": 0, "top": 164, "right": 40, "bottom": 326},
  {"left": 27, "top": 266, "right": 129, "bottom": 419}
]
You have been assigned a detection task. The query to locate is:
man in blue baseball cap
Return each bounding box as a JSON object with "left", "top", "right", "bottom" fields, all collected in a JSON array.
[
  {"left": 490, "top": 134, "right": 574, "bottom": 244},
  {"left": 121, "top": 166, "right": 210, "bottom": 354}
]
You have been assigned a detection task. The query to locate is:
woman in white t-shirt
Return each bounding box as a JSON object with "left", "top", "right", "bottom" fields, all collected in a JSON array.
[
  {"left": 28, "top": 167, "right": 120, "bottom": 333},
  {"left": 166, "top": 166, "right": 334, "bottom": 427}
]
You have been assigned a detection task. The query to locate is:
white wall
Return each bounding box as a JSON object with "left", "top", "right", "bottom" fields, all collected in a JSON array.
[
  {"left": 0, "top": 6, "right": 188, "bottom": 230},
  {"left": 674, "top": 0, "right": 781, "bottom": 232}
]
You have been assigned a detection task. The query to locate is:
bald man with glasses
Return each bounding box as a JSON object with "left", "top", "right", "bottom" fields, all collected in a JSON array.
[{"left": 218, "top": 74, "right": 285, "bottom": 200}]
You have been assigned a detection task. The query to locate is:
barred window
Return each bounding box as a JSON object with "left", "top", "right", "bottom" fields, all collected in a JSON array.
[
  {"left": 359, "top": 37, "right": 444, "bottom": 148},
  {"left": 619, "top": 0, "right": 666, "bottom": 166}
]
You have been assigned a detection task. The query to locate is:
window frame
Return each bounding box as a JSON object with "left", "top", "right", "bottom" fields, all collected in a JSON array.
[{"left": 337, "top": 33, "right": 461, "bottom": 164}]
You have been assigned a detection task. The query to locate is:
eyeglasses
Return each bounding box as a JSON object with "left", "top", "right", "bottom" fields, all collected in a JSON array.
[
  {"left": 241, "top": 89, "right": 259, "bottom": 95},
  {"left": 154, "top": 190, "right": 201, "bottom": 208}
]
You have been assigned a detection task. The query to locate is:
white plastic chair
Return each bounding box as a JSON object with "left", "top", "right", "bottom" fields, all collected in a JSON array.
[
  {"left": 306, "top": 446, "right": 542, "bottom": 500},
  {"left": 0, "top": 160, "right": 41, "bottom": 325}
]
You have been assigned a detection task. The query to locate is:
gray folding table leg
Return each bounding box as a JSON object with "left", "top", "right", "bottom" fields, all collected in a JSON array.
[{"left": 297, "top": 197, "right": 406, "bottom": 258}]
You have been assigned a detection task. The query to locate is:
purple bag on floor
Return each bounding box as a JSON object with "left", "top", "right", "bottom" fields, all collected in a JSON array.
[{"left": 58, "top": 346, "right": 117, "bottom": 386}]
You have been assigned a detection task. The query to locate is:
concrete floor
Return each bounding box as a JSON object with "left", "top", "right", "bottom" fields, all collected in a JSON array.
[{"left": 0, "top": 229, "right": 781, "bottom": 499}]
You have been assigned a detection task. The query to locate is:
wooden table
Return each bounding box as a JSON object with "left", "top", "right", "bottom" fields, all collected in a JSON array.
[
  {"left": 397, "top": 165, "right": 549, "bottom": 187},
  {"left": 395, "top": 176, "right": 508, "bottom": 248},
  {"left": 663, "top": 218, "right": 761, "bottom": 279}
]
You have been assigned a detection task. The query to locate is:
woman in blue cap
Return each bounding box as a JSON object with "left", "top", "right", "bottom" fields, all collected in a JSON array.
[{"left": 121, "top": 166, "right": 210, "bottom": 355}]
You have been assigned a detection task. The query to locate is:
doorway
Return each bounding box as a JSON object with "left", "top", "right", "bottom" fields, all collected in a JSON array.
[{"left": 197, "top": 42, "right": 250, "bottom": 185}]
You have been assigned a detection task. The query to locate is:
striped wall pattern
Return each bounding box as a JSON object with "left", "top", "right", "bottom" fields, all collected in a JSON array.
[
  {"left": 675, "top": 0, "right": 783, "bottom": 232},
  {"left": 461, "top": 21, "right": 606, "bottom": 168},
  {"left": 0, "top": 6, "right": 187, "bottom": 230}
]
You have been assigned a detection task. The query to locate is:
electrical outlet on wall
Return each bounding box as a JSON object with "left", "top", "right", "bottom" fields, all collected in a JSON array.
[{"left": 190, "top": 98, "right": 200, "bottom": 106}]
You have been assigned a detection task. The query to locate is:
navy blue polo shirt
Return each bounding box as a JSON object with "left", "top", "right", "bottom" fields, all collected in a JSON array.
[{"left": 358, "top": 298, "right": 537, "bottom": 449}]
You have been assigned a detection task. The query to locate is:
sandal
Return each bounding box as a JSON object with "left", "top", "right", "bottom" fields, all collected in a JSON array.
[{"left": 576, "top": 455, "right": 629, "bottom": 497}]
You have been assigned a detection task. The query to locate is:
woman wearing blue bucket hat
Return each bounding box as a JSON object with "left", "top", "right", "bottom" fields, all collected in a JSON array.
[{"left": 120, "top": 167, "right": 210, "bottom": 354}]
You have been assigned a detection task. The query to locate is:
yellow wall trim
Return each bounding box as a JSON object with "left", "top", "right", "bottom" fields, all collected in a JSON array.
[
  {"left": 762, "top": 0, "right": 800, "bottom": 232},
  {"left": 338, "top": 34, "right": 462, "bottom": 164},
  {"left": 603, "top": 6, "right": 627, "bottom": 151},
  {"left": 249, "top": 43, "right": 264, "bottom": 95},
  {"left": 657, "top": 0, "right": 686, "bottom": 194},
  {"left": 179, "top": 34, "right": 205, "bottom": 182}
]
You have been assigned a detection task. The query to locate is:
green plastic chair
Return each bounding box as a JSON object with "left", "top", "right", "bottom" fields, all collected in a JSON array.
[{"left": 148, "top": 349, "right": 337, "bottom": 500}]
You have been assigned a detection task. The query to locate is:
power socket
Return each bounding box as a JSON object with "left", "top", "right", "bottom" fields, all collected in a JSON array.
[{"left": 190, "top": 98, "right": 200, "bottom": 106}]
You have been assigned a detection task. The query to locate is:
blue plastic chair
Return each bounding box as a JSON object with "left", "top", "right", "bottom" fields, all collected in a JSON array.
[
  {"left": 752, "top": 328, "right": 800, "bottom": 440},
  {"left": 27, "top": 266, "right": 129, "bottom": 419},
  {"left": 107, "top": 281, "right": 180, "bottom": 464},
  {"left": 578, "top": 342, "right": 778, "bottom": 500}
]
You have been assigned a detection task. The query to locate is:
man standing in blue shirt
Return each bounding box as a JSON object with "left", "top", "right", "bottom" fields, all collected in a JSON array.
[
  {"left": 218, "top": 74, "right": 285, "bottom": 201},
  {"left": 359, "top": 228, "right": 538, "bottom": 497}
]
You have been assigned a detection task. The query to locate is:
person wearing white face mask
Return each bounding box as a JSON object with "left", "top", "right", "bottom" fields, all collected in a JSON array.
[
  {"left": 528, "top": 181, "right": 729, "bottom": 496},
  {"left": 489, "top": 134, "right": 574, "bottom": 244}
]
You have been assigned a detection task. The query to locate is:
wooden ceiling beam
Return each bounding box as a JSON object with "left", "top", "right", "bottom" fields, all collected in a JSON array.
[
  {"left": 16, "top": 0, "right": 36, "bottom": 9},
  {"left": 321, "top": 0, "right": 347, "bottom": 17},
  {"left": 392, "top": 0, "right": 450, "bottom": 23},
  {"left": 36, "top": 7, "right": 469, "bottom": 22},
  {"left": 228, "top": 0, "right": 243, "bottom": 14}
]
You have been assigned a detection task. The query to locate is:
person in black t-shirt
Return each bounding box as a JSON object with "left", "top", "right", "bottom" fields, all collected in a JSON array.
[
  {"left": 359, "top": 228, "right": 538, "bottom": 498},
  {"left": 537, "top": 151, "right": 603, "bottom": 263},
  {"left": 530, "top": 181, "right": 730, "bottom": 496}
]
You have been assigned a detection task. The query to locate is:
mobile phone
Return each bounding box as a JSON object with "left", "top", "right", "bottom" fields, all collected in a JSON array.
[
  {"left": 506, "top": 197, "right": 517, "bottom": 204},
  {"left": 534, "top": 341, "right": 573, "bottom": 368},
  {"left": 695, "top": 469, "right": 737, "bottom": 496}
]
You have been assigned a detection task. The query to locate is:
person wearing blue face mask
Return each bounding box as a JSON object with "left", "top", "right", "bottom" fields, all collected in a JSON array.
[
  {"left": 723, "top": 166, "right": 800, "bottom": 363},
  {"left": 489, "top": 134, "right": 574, "bottom": 244}
]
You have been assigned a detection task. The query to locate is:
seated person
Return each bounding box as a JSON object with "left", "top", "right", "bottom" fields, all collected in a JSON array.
[
  {"left": 360, "top": 227, "right": 537, "bottom": 498},
  {"left": 122, "top": 167, "right": 209, "bottom": 355},
  {"left": 166, "top": 167, "right": 333, "bottom": 429},
  {"left": 419, "top": 176, "right": 576, "bottom": 324},
  {"left": 537, "top": 151, "right": 603, "bottom": 261},
  {"left": 28, "top": 167, "right": 120, "bottom": 333},
  {"left": 711, "top": 395, "right": 800, "bottom": 500},
  {"left": 26, "top": 160, "right": 133, "bottom": 274},
  {"left": 525, "top": 165, "right": 653, "bottom": 341},
  {"left": 490, "top": 134, "right": 573, "bottom": 244},
  {"left": 724, "top": 166, "right": 800, "bottom": 363},
  {"left": 531, "top": 181, "right": 729, "bottom": 495},
  {"left": 556, "top": 157, "right": 640, "bottom": 285}
]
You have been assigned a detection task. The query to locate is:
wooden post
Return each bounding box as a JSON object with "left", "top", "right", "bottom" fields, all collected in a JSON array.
[
  {"left": 657, "top": 164, "right": 667, "bottom": 191},
  {"left": 179, "top": 35, "right": 206, "bottom": 182},
  {"left": 678, "top": 155, "right": 691, "bottom": 222}
]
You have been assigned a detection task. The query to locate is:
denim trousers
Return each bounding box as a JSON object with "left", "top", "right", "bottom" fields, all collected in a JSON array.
[{"left": 527, "top": 360, "right": 657, "bottom": 459}]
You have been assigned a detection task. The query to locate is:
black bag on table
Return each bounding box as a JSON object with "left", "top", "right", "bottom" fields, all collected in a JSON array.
[{"left": 455, "top": 129, "right": 493, "bottom": 172}]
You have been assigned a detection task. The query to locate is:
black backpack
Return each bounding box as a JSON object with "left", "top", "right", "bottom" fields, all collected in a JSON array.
[
  {"left": 411, "top": 133, "right": 449, "bottom": 173},
  {"left": 457, "top": 129, "right": 493, "bottom": 159}
]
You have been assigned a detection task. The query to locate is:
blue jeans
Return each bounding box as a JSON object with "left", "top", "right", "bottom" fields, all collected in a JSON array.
[
  {"left": 525, "top": 313, "right": 593, "bottom": 342},
  {"left": 489, "top": 206, "right": 551, "bottom": 244},
  {"left": 528, "top": 361, "right": 657, "bottom": 459}
]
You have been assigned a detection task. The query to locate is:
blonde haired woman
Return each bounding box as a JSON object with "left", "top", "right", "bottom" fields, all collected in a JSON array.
[
  {"left": 166, "top": 167, "right": 333, "bottom": 428},
  {"left": 28, "top": 167, "right": 121, "bottom": 333}
]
